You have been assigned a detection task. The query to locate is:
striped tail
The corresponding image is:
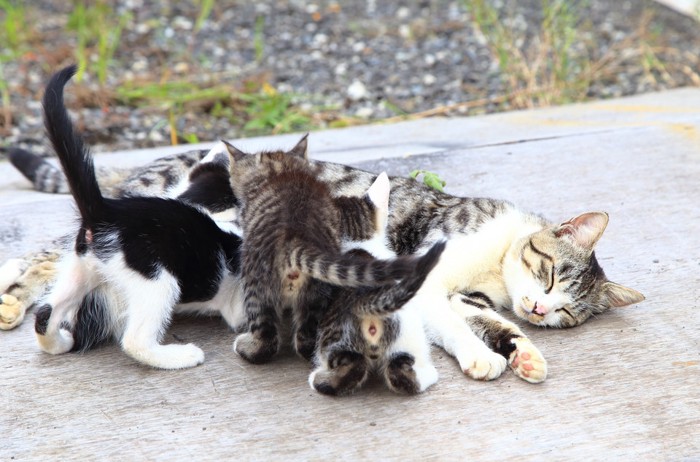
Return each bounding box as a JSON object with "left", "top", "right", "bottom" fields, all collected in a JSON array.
[
  {"left": 8, "top": 147, "right": 70, "bottom": 193},
  {"left": 42, "top": 65, "right": 106, "bottom": 228},
  {"left": 289, "top": 241, "right": 446, "bottom": 289},
  {"left": 352, "top": 241, "right": 445, "bottom": 315}
]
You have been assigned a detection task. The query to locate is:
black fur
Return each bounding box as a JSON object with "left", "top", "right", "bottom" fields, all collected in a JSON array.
[{"left": 42, "top": 65, "right": 242, "bottom": 305}]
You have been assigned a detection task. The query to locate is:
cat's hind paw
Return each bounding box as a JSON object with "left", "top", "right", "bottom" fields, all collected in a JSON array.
[
  {"left": 459, "top": 347, "right": 508, "bottom": 381},
  {"left": 0, "top": 294, "right": 25, "bottom": 330},
  {"left": 509, "top": 337, "right": 547, "bottom": 383}
]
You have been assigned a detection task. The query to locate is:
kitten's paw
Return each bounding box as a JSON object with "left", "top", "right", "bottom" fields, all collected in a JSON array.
[
  {"left": 385, "top": 353, "right": 437, "bottom": 394},
  {"left": 36, "top": 326, "right": 75, "bottom": 355},
  {"left": 459, "top": 347, "right": 508, "bottom": 381},
  {"left": 309, "top": 351, "right": 368, "bottom": 396},
  {"left": 0, "top": 294, "right": 25, "bottom": 330},
  {"left": 509, "top": 337, "right": 547, "bottom": 383},
  {"left": 233, "top": 331, "right": 279, "bottom": 364},
  {"left": 294, "top": 330, "right": 317, "bottom": 362},
  {"left": 122, "top": 342, "right": 205, "bottom": 369}
]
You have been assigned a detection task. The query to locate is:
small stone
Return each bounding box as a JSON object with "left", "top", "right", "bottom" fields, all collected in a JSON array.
[
  {"left": 347, "top": 80, "right": 369, "bottom": 101},
  {"left": 355, "top": 107, "right": 374, "bottom": 118},
  {"left": 423, "top": 74, "right": 436, "bottom": 86}
]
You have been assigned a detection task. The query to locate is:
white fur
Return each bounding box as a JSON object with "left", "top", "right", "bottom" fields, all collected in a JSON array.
[
  {"left": 0, "top": 258, "right": 26, "bottom": 293},
  {"left": 387, "top": 304, "right": 438, "bottom": 391}
]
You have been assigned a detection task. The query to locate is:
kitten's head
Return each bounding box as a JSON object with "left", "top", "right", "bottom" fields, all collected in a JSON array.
[
  {"left": 502, "top": 212, "right": 644, "bottom": 328},
  {"left": 222, "top": 134, "right": 309, "bottom": 200}
]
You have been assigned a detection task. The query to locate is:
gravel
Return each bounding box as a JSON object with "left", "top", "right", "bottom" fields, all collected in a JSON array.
[{"left": 1, "top": 0, "right": 699, "bottom": 156}]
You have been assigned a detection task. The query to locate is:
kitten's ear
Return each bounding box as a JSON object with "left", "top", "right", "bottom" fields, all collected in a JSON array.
[
  {"left": 222, "top": 140, "right": 247, "bottom": 165},
  {"left": 555, "top": 211, "right": 609, "bottom": 250},
  {"left": 289, "top": 133, "right": 309, "bottom": 159},
  {"left": 600, "top": 281, "right": 645, "bottom": 307},
  {"left": 365, "top": 172, "right": 390, "bottom": 230}
]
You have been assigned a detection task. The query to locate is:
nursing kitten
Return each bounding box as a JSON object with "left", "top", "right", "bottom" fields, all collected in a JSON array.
[
  {"left": 311, "top": 248, "right": 442, "bottom": 396},
  {"left": 35, "top": 65, "right": 243, "bottom": 369},
  {"left": 224, "top": 140, "right": 446, "bottom": 364}
]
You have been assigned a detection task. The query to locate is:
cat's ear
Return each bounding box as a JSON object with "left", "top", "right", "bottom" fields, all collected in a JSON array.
[
  {"left": 365, "top": 172, "right": 390, "bottom": 230},
  {"left": 222, "top": 140, "right": 247, "bottom": 165},
  {"left": 365, "top": 172, "right": 390, "bottom": 211},
  {"left": 289, "top": 134, "right": 309, "bottom": 159},
  {"left": 555, "top": 211, "right": 609, "bottom": 250},
  {"left": 600, "top": 281, "right": 645, "bottom": 307}
]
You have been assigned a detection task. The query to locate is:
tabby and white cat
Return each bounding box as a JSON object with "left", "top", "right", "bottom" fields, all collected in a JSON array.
[
  {"left": 35, "top": 65, "right": 245, "bottom": 369},
  {"left": 222, "top": 139, "right": 445, "bottom": 365}
]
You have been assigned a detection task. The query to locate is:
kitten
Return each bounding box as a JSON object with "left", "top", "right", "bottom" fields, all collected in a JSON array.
[
  {"left": 310, "top": 247, "right": 442, "bottom": 396},
  {"left": 35, "top": 65, "right": 244, "bottom": 369},
  {"left": 223, "top": 139, "right": 446, "bottom": 364}
]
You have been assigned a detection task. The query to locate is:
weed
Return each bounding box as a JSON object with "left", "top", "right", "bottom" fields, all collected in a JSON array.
[
  {"left": 254, "top": 15, "right": 265, "bottom": 63},
  {"left": 0, "top": 0, "right": 30, "bottom": 130},
  {"left": 194, "top": 0, "right": 215, "bottom": 33},
  {"left": 67, "top": 1, "right": 132, "bottom": 85},
  {"left": 409, "top": 170, "right": 446, "bottom": 192},
  {"left": 465, "top": 0, "right": 592, "bottom": 108},
  {"left": 241, "top": 83, "right": 311, "bottom": 134}
]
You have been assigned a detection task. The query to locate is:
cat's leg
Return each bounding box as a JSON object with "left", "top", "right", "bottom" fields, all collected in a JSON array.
[
  {"left": 0, "top": 250, "right": 59, "bottom": 330},
  {"left": 419, "top": 291, "right": 508, "bottom": 381},
  {"left": 35, "top": 253, "right": 95, "bottom": 355},
  {"left": 382, "top": 306, "right": 438, "bottom": 394},
  {"left": 292, "top": 280, "right": 330, "bottom": 361},
  {"left": 117, "top": 268, "right": 204, "bottom": 369},
  {"left": 451, "top": 293, "right": 547, "bottom": 383},
  {"left": 309, "top": 318, "right": 369, "bottom": 396},
  {"left": 233, "top": 276, "right": 280, "bottom": 364}
]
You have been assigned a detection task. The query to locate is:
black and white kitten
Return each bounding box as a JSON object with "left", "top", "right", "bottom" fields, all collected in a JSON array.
[{"left": 35, "top": 66, "right": 243, "bottom": 369}]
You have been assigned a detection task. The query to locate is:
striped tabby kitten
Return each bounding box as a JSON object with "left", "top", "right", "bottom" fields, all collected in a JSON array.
[
  {"left": 223, "top": 139, "right": 445, "bottom": 364},
  {"left": 311, "top": 247, "right": 443, "bottom": 395}
]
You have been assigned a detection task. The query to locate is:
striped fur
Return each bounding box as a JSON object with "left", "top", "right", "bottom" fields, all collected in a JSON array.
[{"left": 225, "top": 140, "right": 445, "bottom": 364}]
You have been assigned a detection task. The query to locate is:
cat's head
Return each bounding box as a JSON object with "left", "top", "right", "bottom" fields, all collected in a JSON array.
[
  {"left": 502, "top": 212, "right": 644, "bottom": 328},
  {"left": 222, "top": 134, "right": 310, "bottom": 199}
]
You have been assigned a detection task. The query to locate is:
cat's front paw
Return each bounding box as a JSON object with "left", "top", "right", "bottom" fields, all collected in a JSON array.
[
  {"left": 234, "top": 331, "right": 279, "bottom": 364},
  {"left": 459, "top": 346, "right": 508, "bottom": 381},
  {"left": 0, "top": 294, "right": 25, "bottom": 330},
  {"left": 508, "top": 337, "right": 547, "bottom": 383}
]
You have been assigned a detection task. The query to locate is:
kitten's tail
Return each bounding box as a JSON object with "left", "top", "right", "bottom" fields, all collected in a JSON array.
[
  {"left": 8, "top": 147, "right": 71, "bottom": 194},
  {"left": 42, "top": 65, "right": 105, "bottom": 228},
  {"left": 353, "top": 243, "right": 444, "bottom": 315},
  {"left": 292, "top": 241, "right": 446, "bottom": 288}
]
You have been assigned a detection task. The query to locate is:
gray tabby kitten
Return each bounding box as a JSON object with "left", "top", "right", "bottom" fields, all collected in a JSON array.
[{"left": 222, "top": 138, "right": 445, "bottom": 364}]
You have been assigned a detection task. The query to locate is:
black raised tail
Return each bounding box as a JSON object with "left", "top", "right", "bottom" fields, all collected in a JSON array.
[{"left": 42, "top": 65, "right": 104, "bottom": 228}]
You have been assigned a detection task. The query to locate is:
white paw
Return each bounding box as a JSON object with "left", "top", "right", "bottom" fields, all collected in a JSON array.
[
  {"left": 0, "top": 259, "right": 26, "bottom": 292},
  {"left": 458, "top": 346, "right": 508, "bottom": 381},
  {"left": 36, "top": 327, "right": 75, "bottom": 355},
  {"left": 509, "top": 337, "right": 547, "bottom": 383},
  {"left": 0, "top": 294, "right": 25, "bottom": 330},
  {"left": 122, "top": 342, "right": 205, "bottom": 369},
  {"left": 414, "top": 363, "right": 439, "bottom": 392}
]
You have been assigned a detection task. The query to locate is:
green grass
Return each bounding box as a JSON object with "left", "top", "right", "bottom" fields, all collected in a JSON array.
[
  {"left": 465, "top": 0, "right": 592, "bottom": 108},
  {"left": 409, "top": 169, "right": 447, "bottom": 192},
  {"left": 67, "top": 0, "right": 131, "bottom": 85}
]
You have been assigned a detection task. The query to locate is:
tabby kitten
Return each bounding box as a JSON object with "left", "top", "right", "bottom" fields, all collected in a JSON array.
[
  {"left": 223, "top": 140, "right": 445, "bottom": 364},
  {"left": 36, "top": 65, "right": 243, "bottom": 369},
  {"left": 311, "top": 247, "right": 443, "bottom": 396}
]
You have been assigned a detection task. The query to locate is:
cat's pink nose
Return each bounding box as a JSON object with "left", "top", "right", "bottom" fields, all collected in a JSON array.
[{"left": 533, "top": 302, "right": 548, "bottom": 316}]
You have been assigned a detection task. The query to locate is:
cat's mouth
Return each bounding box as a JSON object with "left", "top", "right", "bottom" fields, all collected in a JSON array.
[{"left": 515, "top": 304, "right": 545, "bottom": 324}]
